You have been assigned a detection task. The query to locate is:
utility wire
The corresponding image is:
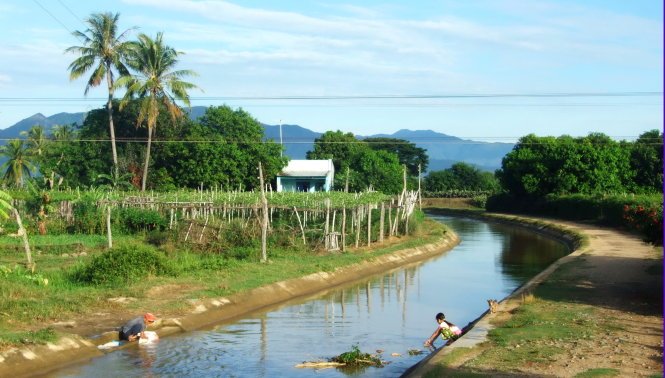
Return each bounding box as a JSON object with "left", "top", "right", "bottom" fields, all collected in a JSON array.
[
  {"left": 56, "top": 0, "right": 86, "bottom": 27},
  {"left": 32, "top": 0, "right": 73, "bottom": 35},
  {"left": 0, "top": 91, "right": 662, "bottom": 102}
]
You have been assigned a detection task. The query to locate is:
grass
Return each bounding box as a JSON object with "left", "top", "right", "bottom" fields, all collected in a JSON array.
[
  {"left": 574, "top": 368, "right": 620, "bottom": 377},
  {"left": 0, "top": 327, "right": 58, "bottom": 349},
  {"left": 0, "top": 217, "right": 447, "bottom": 350}
]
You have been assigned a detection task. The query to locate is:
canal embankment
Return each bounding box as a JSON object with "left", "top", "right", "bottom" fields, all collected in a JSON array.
[{"left": 0, "top": 225, "right": 462, "bottom": 377}]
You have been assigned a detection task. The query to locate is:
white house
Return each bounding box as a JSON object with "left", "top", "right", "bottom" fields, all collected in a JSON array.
[{"left": 276, "top": 159, "right": 335, "bottom": 192}]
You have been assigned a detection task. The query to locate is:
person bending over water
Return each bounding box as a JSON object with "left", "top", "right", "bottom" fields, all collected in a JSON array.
[
  {"left": 119, "top": 313, "right": 157, "bottom": 342},
  {"left": 424, "top": 312, "right": 461, "bottom": 347}
]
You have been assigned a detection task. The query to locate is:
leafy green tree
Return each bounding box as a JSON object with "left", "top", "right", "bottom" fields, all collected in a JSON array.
[
  {"left": 307, "top": 131, "right": 404, "bottom": 193},
  {"left": 306, "top": 131, "right": 365, "bottom": 173},
  {"left": 66, "top": 12, "right": 135, "bottom": 181},
  {"left": 629, "top": 129, "right": 663, "bottom": 193},
  {"left": 152, "top": 105, "right": 287, "bottom": 190},
  {"left": 350, "top": 149, "right": 403, "bottom": 193},
  {"left": 424, "top": 162, "right": 499, "bottom": 192},
  {"left": 364, "top": 137, "right": 429, "bottom": 175},
  {"left": 423, "top": 169, "right": 456, "bottom": 191},
  {"left": 496, "top": 133, "right": 634, "bottom": 197},
  {"left": 116, "top": 32, "right": 200, "bottom": 191},
  {"left": 0, "top": 139, "right": 35, "bottom": 187}
]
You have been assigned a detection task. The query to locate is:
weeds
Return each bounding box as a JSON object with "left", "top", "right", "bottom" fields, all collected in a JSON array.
[{"left": 330, "top": 345, "right": 382, "bottom": 367}]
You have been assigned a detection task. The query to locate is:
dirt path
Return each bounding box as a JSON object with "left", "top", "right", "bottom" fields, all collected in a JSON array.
[{"left": 411, "top": 216, "right": 663, "bottom": 377}]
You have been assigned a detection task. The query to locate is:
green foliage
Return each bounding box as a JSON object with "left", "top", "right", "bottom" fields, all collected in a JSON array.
[
  {"left": 113, "top": 207, "right": 168, "bottom": 233},
  {"left": 422, "top": 189, "right": 494, "bottom": 198},
  {"left": 622, "top": 203, "right": 663, "bottom": 245},
  {"left": 1, "top": 264, "right": 49, "bottom": 286},
  {"left": 0, "top": 139, "right": 35, "bottom": 187},
  {"left": 574, "top": 368, "right": 620, "bottom": 377},
  {"left": 486, "top": 193, "right": 663, "bottom": 245},
  {"left": 96, "top": 172, "right": 136, "bottom": 191},
  {"left": 629, "top": 130, "right": 663, "bottom": 193},
  {"left": 364, "top": 137, "right": 429, "bottom": 175},
  {"left": 0, "top": 189, "right": 13, "bottom": 219},
  {"left": 71, "top": 243, "right": 175, "bottom": 286},
  {"left": 425, "top": 162, "right": 500, "bottom": 193},
  {"left": 331, "top": 344, "right": 382, "bottom": 367},
  {"left": 71, "top": 200, "right": 105, "bottom": 234},
  {"left": 153, "top": 105, "right": 288, "bottom": 191},
  {"left": 307, "top": 130, "right": 406, "bottom": 193},
  {"left": 470, "top": 195, "right": 488, "bottom": 209},
  {"left": 497, "top": 132, "right": 662, "bottom": 197},
  {"left": 0, "top": 327, "right": 57, "bottom": 349}
]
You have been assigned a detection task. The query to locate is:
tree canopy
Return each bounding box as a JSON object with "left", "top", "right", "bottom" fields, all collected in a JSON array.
[
  {"left": 39, "top": 103, "right": 287, "bottom": 191},
  {"left": 424, "top": 162, "right": 499, "bottom": 192},
  {"left": 307, "top": 131, "right": 406, "bottom": 193},
  {"left": 364, "top": 137, "right": 428, "bottom": 175},
  {"left": 496, "top": 131, "right": 662, "bottom": 197}
]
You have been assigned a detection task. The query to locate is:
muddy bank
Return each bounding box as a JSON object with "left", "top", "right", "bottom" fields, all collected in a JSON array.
[{"left": 1, "top": 231, "right": 461, "bottom": 378}]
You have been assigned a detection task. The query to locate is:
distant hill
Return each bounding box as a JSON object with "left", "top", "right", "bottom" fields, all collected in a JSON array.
[
  {"left": 2, "top": 110, "right": 513, "bottom": 171},
  {"left": 362, "top": 129, "right": 513, "bottom": 171},
  {"left": 0, "top": 112, "right": 85, "bottom": 139}
]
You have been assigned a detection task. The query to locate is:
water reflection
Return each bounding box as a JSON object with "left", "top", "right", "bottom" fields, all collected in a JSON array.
[{"left": 53, "top": 215, "right": 568, "bottom": 378}]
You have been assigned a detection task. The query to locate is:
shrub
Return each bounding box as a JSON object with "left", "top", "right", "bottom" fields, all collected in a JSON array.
[
  {"left": 486, "top": 193, "right": 663, "bottom": 245},
  {"left": 71, "top": 243, "right": 175, "bottom": 286},
  {"left": 471, "top": 194, "right": 488, "bottom": 209},
  {"left": 623, "top": 204, "right": 663, "bottom": 245},
  {"left": 113, "top": 207, "right": 168, "bottom": 234},
  {"left": 71, "top": 200, "right": 104, "bottom": 234}
]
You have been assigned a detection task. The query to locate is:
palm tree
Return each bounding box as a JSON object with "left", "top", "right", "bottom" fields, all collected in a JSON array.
[
  {"left": 51, "top": 124, "right": 76, "bottom": 141},
  {"left": 65, "top": 12, "right": 135, "bottom": 181},
  {"left": 20, "top": 125, "right": 47, "bottom": 157},
  {"left": 117, "top": 32, "right": 199, "bottom": 191},
  {"left": 0, "top": 139, "right": 35, "bottom": 187}
]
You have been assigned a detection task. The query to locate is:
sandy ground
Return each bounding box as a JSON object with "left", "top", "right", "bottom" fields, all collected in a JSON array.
[{"left": 427, "top": 217, "right": 663, "bottom": 377}]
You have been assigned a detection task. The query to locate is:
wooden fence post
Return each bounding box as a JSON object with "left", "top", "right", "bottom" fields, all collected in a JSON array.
[
  {"left": 341, "top": 207, "right": 347, "bottom": 252},
  {"left": 259, "top": 162, "right": 269, "bottom": 263},
  {"left": 379, "top": 202, "right": 385, "bottom": 243},
  {"left": 366, "top": 204, "right": 372, "bottom": 247},
  {"left": 106, "top": 205, "right": 112, "bottom": 249},
  {"left": 13, "top": 209, "right": 32, "bottom": 268},
  {"left": 293, "top": 207, "right": 306, "bottom": 245}
]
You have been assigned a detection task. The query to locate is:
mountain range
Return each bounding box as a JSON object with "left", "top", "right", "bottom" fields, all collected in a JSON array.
[{"left": 2, "top": 107, "right": 514, "bottom": 172}]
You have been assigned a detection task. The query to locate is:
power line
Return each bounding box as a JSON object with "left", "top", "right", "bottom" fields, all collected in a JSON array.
[
  {"left": 56, "top": 0, "right": 86, "bottom": 27},
  {"left": 32, "top": 0, "right": 73, "bottom": 35},
  {"left": 7, "top": 138, "right": 661, "bottom": 145},
  {"left": 0, "top": 91, "right": 662, "bottom": 102}
]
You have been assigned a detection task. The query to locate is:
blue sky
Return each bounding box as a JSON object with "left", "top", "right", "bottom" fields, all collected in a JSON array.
[{"left": 0, "top": 0, "right": 662, "bottom": 141}]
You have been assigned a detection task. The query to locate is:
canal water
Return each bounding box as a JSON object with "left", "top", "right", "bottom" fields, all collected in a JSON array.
[{"left": 53, "top": 214, "right": 568, "bottom": 377}]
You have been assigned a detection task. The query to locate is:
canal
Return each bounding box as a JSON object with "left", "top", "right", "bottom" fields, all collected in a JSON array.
[{"left": 53, "top": 214, "right": 569, "bottom": 377}]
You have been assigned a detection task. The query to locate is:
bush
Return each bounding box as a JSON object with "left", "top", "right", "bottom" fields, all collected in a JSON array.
[
  {"left": 623, "top": 204, "right": 663, "bottom": 245},
  {"left": 486, "top": 193, "right": 663, "bottom": 245},
  {"left": 471, "top": 195, "right": 488, "bottom": 209},
  {"left": 113, "top": 207, "right": 168, "bottom": 234},
  {"left": 71, "top": 201, "right": 105, "bottom": 234},
  {"left": 71, "top": 243, "right": 175, "bottom": 286}
]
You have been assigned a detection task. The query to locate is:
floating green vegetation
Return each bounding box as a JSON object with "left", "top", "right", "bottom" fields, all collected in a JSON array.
[{"left": 330, "top": 344, "right": 383, "bottom": 367}]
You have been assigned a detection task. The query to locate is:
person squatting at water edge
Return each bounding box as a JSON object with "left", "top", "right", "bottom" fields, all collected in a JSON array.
[
  {"left": 424, "top": 312, "right": 462, "bottom": 347},
  {"left": 119, "top": 313, "right": 157, "bottom": 342}
]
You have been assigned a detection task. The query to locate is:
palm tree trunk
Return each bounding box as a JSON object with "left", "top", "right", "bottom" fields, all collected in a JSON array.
[
  {"left": 141, "top": 126, "right": 152, "bottom": 191},
  {"left": 106, "top": 70, "right": 119, "bottom": 181}
]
